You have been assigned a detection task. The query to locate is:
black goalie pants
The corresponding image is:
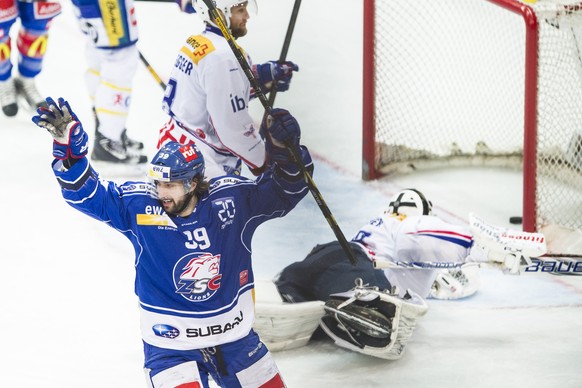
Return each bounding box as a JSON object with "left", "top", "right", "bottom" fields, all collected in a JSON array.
[{"left": 274, "top": 241, "right": 392, "bottom": 303}]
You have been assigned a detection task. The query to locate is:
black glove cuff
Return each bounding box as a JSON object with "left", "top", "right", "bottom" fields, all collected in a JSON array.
[{"left": 63, "top": 156, "right": 80, "bottom": 170}]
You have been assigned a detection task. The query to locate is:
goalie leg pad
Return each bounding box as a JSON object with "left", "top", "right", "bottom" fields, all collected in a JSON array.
[
  {"left": 253, "top": 280, "right": 325, "bottom": 352},
  {"left": 320, "top": 284, "right": 428, "bottom": 360},
  {"left": 324, "top": 298, "right": 393, "bottom": 339}
]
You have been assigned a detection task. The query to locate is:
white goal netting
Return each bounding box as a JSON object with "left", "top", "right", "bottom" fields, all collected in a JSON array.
[{"left": 366, "top": 0, "right": 582, "bottom": 236}]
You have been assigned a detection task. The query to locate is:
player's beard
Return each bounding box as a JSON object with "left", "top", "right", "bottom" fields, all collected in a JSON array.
[
  {"left": 161, "top": 191, "right": 196, "bottom": 216},
  {"left": 230, "top": 24, "right": 247, "bottom": 39}
]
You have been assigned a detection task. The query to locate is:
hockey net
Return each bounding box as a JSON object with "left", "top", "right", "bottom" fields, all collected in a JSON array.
[{"left": 363, "top": 0, "right": 582, "bottom": 251}]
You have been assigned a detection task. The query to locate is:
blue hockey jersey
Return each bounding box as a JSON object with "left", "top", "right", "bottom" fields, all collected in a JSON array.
[{"left": 52, "top": 152, "right": 312, "bottom": 350}]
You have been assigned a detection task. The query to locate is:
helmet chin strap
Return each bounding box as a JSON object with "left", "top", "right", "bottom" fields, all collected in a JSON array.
[{"left": 211, "top": 8, "right": 231, "bottom": 29}]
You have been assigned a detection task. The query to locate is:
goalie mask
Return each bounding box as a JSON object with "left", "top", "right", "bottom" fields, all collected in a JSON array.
[
  {"left": 193, "top": 0, "right": 258, "bottom": 28},
  {"left": 386, "top": 188, "right": 433, "bottom": 217},
  {"left": 320, "top": 280, "right": 428, "bottom": 360}
]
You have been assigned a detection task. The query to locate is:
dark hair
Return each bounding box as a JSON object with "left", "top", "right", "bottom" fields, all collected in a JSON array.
[{"left": 193, "top": 175, "right": 210, "bottom": 197}]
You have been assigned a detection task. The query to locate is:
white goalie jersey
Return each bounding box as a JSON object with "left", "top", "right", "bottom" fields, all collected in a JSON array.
[
  {"left": 352, "top": 214, "right": 474, "bottom": 298},
  {"left": 159, "top": 25, "right": 266, "bottom": 178}
]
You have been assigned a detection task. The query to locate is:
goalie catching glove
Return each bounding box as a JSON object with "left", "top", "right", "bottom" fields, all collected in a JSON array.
[{"left": 32, "top": 97, "right": 89, "bottom": 163}]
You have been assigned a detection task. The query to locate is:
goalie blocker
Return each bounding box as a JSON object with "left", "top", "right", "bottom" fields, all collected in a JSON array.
[{"left": 320, "top": 279, "right": 428, "bottom": 360}]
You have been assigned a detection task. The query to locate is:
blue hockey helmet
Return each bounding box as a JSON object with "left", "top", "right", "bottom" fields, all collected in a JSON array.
[{"left": 148, "top": 142, "right": 205, "bottom": 183}]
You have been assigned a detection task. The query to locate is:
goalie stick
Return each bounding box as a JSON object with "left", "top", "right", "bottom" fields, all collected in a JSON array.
[
  {"left": 373, "top": 260, "right": 480, "bottom": 270},
  {"left": 201, "top": 0, "right": 359, "bottom": 265},
  {"left": 372, "top": 257, "right": 582, "bottom": 275},
  {"left": 373, "top": 214, "right": 580, "bottom": 274}
]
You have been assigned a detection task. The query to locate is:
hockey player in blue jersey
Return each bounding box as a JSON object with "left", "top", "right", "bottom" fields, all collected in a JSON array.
[{"left": 33, "top": 96, "right": 312, "bottom": 387}]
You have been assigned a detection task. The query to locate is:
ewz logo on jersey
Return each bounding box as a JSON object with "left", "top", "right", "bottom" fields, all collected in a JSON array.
[{"left": 174, "top": 252, "right": 222, "bottom": 302}]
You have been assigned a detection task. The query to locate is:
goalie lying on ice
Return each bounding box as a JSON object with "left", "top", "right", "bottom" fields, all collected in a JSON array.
[{"left": 256, "top": 188, "right": 547, "bottom": 359}]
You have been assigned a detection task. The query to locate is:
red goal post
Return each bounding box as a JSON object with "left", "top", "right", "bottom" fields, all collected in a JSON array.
[{"left": 362, "top": 0, "right": 582, "bottom": 241}]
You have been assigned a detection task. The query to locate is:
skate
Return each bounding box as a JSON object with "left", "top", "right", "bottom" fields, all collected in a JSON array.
[
  {"left": 0, "top": 78, "right": 18, "bottom": 117},
  {"left": 14, "top": 76, "right": 47, "bottom": 110},
  {"left": 122, "top": 128, "right": 145, "bottom": 150},
  {"left": 92, "top": 107, "right": 144, "bottom": 151},
  {"left": 94, "top": 127, "right": 145, "bottom": 152},
  {"left": 91, "top": 131, "right": 148, "bottom": 165}
]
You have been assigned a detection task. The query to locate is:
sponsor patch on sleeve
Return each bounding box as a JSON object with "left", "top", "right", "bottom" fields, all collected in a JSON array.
[
  {"left": 181, "top": 35, "right": 215, "bottom": 65},
  {"left": 136, "top": 214, "right": 177, "bottom": 228}
]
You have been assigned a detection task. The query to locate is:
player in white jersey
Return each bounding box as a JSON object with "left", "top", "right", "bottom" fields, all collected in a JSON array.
[
  {"left": 33, "top": 96, "right": 312, "bottom": 387},
  {"left": 275, "top": 189, "right": 485, "bottom": 302},
  {"left": 274, "top": 189, "right": 535, "bottom": 360},
  {"left": 158, "top": 0, "right": 299, "bottom": 178},
  {"left": 71, "top": 0, "right": 147, "bottom": 165}
]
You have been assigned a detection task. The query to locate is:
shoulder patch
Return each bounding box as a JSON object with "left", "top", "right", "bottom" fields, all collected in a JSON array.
[
  {"left": 210, "top": 176, "right": 244, "bottom": 188},
  {"left": 119, "top": 182, "right": 151, "bottom": 194},
  {"left": 181, "top": 35, "right": 216, "bottom": 65},
  {"left": 208, "top": 176, "right": 248, "bottom": 192}
]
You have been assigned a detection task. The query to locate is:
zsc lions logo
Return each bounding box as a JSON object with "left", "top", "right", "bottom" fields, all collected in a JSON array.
[{"left": 173, "top": 252, "right": 222, "bottom": 302}]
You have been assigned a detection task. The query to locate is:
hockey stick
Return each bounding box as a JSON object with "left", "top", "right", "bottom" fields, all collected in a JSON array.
[
  {"left": 135, "top": 0, "right": 174, "bottom": 2},
  {"left": 266, "top": 0, "right": 302, "bottom": 108},
  {"left": 201, "top": 0, "right": 358, "bottom": 265},
  {"left": 138, "top": 50, "right": 167, "bottom": 90},
  {"left": 544, "top": 253, "right": 582, "bottom": 259},
  {"left": 373, "top": 260, "right": 480, "bottom": 270},
  {"left": 373, "top": 257, "right": 582, "bottom": 275}
]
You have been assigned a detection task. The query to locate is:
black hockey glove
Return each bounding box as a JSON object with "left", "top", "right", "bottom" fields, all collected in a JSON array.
[
  {"left": 264, "top": 108, "right": 301, "bottom": 147},
  {"left": 262, "top": 108, "right": 312, "bottom": 180},
  {"left": 254, "top": 61, "right": 299, "bottom": 92}
]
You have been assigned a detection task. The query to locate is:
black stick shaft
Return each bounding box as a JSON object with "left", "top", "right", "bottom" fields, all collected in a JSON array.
[
  {"left": 202, "top": 0, "right": 358, "bottom": 265},
  {"left": 267, "top": 0, "right": 302, "bottom": 108},
  {"left": 138, "top": 50, "right": 167, "bottom": 90}
]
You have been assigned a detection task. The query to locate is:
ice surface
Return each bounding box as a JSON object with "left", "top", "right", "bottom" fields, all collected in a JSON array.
[{"left": 1, "top": 1, "right": 581, "bottom": 387}]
